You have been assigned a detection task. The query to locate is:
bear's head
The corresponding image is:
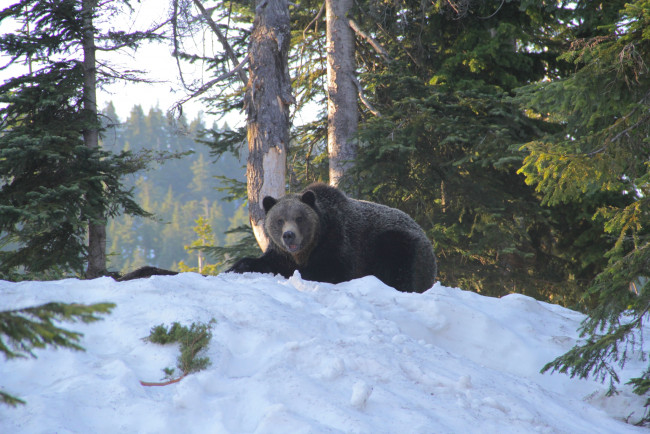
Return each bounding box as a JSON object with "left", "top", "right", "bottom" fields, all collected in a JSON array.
[{"left": 263, "top": 190, "right": 320, "bottom": 264}]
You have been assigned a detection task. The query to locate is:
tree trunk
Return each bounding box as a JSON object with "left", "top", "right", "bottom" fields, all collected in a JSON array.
[
  {"left": 82, "top": 0, "right": 106, "bottom": 278},
  {"left": 326, "top": 0, "right": 358, "bottom": 188},
  {"left": 245, "top": 0, "right": 293, "bottom": 251}
]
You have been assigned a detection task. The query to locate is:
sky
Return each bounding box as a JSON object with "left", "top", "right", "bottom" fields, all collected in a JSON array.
[
  {"left": 1, "top": 272, "right": 648, "bottom": 433},
  {"left": 95, "top": 0, "right": 215, "bottom": 123},
  {"left": 97, "top": 0, "right": 236, "bottom": 124},
  {"left": 0, "top": 0, "right": 243, "bottom": 126}
]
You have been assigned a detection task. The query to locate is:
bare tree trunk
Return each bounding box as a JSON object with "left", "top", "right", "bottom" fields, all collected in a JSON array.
[
  {"left": 82, "top": 0, "right": 106, "bottom": 278},
  {"left": 326, "top": 0, "right": 358, "bottom": 188},
  {"left": 245, "top": 0, "right": 293, "bottom": 251}
]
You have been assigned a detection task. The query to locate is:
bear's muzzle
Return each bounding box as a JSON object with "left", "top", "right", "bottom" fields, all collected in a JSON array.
[{"left": 282, "top": 230, "right": 301, "bottom": 252}]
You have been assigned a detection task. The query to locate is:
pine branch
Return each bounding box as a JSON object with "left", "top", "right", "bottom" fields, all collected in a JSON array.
[
  {"left": 201, "top": 225, "right": 261, "bottom": 269},
  {"left": 0, "top": 302, "right": 116, "bottom": 360},
  {"left": 303, "top": 2, "right": 325, "bottom": 39},
  {"left": 192, "top": 0, "right": 247, "bottom": 84},
  {"left": 0, "top": 301, "right": 115, "bottom": 406},
  {"left": 351, "top": 75, "right": 382, "bottom": 117},
  {"left": 141, "top": 320, "right": 215, "bottom": 386},
  {"left": 348, "top": 19, "right": 392, "bottom": 64},
  {"left": 140, "top": 375, "right": 186, "bottom": 387},
  {"left": 1, "top": 390, "right": 25, "bottom": 407},
  {"left": 171, "top": 55, "right": 249, "bottom": 115}
]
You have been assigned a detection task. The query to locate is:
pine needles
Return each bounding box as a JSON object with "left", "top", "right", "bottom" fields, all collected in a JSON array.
[
  {"left": 0, "top": 302, "right": 115, "bottom": 406},
  {"left": 141, "top": 320, "right": 215, "bottom": 386}
]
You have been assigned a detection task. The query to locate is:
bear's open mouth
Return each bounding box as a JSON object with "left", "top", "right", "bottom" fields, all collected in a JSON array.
[{"left": 285, "top": 243, "right": 300, "bottom": 252}]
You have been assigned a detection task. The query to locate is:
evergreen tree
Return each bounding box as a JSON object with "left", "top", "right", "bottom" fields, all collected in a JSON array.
[
  {"left": 333, "top": 0, "right": 592, "bottom": 303},
  {"left": 167, "top": 1, "right": 636, "bottom": 311},
  {"left": 178, "top": 216, "right": 220, "bottom": 274},
  {"left": 0, "top": 64, "right": 147, "bottom": 278},
  {"left": 189, "top": 154, "right": 212, "bottom": 195},
  {"left": 515, "top": 1, "right": 650, "bottom": 421},
  {"left": 197, "top": 197, "right": 259, "bottom": 269},
  {"left": 156, "top": 188, "right": 185, "bottom": 269},
  {"left": 99, "top": 102, "right": 125, "bottom": 153},
  {"left": 0, "top": 0, "right": 163, "bottom": 279}
]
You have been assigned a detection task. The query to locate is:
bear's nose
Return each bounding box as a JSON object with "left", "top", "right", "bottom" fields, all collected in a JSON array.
[{"left": 282, "top": 231, "right": 296, "bottom": 243}]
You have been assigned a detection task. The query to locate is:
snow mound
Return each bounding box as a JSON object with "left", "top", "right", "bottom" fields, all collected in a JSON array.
[{"left": 0, "top": 272, "right": 646, "bottom": 433}]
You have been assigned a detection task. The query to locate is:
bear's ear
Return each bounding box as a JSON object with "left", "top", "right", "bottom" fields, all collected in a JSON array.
[
  {"left": 262, "top": 196, "right": 277, "bottom": 214},
  {"left": 301, "top": 190, "right": 316, "bottom": 208}
]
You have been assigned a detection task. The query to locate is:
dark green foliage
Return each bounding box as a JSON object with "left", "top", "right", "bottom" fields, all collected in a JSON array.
[
  {"left": 0, "top": 390, "right": 25, "bottom": 407},
  {"left": 336, "top": 0, "right": 596, "bottom": 304},
  {"left": 541, "top": 314, "right": 642, "bottom": 391},
  {"left": 145, "top": 320, "right": 215, "bottom": 379},
  {"left": 0, "top": 301, "right": 115, "bottom": 406},
  {"left": 628, "top": 373, "right": 650, "bottom": 409},
  {"left": 0, "top": 66, "right": 148, "bottom": 277},
  {"left": 0, "top": 301, "right": 115, "bottom": 358},
  {"left": 0, "top": 0, "right": 161, "bottom": 279},
  {"left": 518, "top": 0, "right": 650, "bottom": 424}
]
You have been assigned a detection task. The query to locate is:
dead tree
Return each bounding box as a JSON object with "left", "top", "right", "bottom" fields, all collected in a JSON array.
[
  {"left": 326, "top": 0, "right": 358, "bottom": 188},
  {"left": 245, "top": 0, "right": 293, "bottom": 250}
]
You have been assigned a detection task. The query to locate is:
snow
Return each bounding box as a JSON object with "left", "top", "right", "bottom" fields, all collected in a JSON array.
[{"left": 1, "top": 272, "right": 647, "bottom": 433}]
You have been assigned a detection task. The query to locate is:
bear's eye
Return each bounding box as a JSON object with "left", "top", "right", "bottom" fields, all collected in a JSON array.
[
  {"left": 276, "top": 218, "right": 284, "bottom": 225},
  {"left": 295, "top": 216, "right": 303, "bottom": 224}
]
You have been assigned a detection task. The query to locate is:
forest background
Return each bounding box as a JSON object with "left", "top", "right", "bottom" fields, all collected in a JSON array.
[{"left": 98, "top": 103, "right": 246, "bottom": 274}]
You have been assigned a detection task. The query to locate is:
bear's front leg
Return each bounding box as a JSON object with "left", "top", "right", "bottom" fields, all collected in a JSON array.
[
  {"left": 226, "top": 257, "right": 272, "bottom": 274},
  {"left": 225, "top": 249, "right": 297, "bottom": 278}
]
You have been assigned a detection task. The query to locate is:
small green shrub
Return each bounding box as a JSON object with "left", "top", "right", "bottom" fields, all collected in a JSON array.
[{"left": 144, "top": 319, "right": 215, "bottom": 381}]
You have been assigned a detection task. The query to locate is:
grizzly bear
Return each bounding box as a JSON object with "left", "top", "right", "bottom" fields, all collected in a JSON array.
[{"left": 227, "top": 183, "right": 437, "bottom": 293}]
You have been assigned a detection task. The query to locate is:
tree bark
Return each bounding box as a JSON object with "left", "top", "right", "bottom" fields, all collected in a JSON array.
[
  {"left": 82, "top": 0, "right": 106, "bottom": 278},
  {"left": 245, "top": 0, "right": 293, "bottom": 251},
  {"left": 326, "top": 0, "right": 358, "bottom": 188}
]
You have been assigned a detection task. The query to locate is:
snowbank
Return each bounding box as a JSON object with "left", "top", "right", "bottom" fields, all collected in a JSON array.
[{"left": 0, "top": 272, "right": 646, "bottom": 433}]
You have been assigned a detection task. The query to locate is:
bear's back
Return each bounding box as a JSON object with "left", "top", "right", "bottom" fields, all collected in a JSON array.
[
  {"left": 306, "top": 182, "right": 426, "bottom": 239},
  {"left": 301, "top": 183, "right": 436, "bottom": 292}
]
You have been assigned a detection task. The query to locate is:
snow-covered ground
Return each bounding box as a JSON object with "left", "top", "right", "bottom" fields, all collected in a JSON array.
[{"left": 0, "top": 272, "right": 647, "bottom": 433}]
